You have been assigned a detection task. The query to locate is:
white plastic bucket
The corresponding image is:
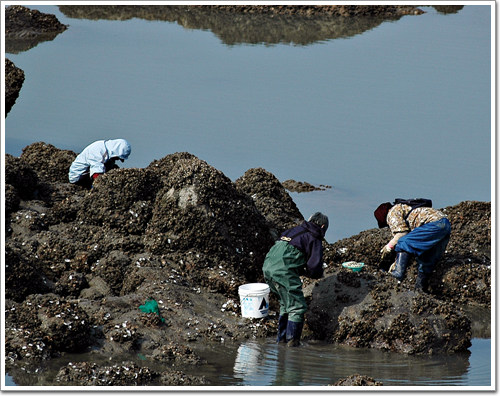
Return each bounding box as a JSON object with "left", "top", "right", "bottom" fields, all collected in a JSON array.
[{"left": 238, "top": 283, "right": 270, "bottom": 318}]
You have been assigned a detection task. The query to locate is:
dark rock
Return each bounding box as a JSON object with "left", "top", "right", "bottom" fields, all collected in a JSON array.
[
  {"left": 4, "top": 141, "right": 491, "bottom": 385},
  {"left": 5, "top": 184, "right": 20, "bottom": 214},
  {"left": 55, "top": 359, "right": 207, "bottom": 386},
  {"left": 5, "top": 243, "right": 52, "bottom": 302},
  {"left": 20, "top": 142, "right": 76, "bottom": 184},
  {"left": 6, "top": 294, "right": 92, "bottom": 362},
  {"left": 282, "top": 179, "right": 331, "bottom": 193},
  {"left": 144, "top": 153, "right": 274, "bottom": 293},
  {"left": 329, "top": 287, "right": 471, "bottom": 355},
  {"left": 5, "top": 153, "right": 38, "bottom": 200},
  {"left": 5, "top": 59, "right": 25, "bottom": 115},
  {"left": 235, "top": 168, "right": 303, "bottom": 236},
  {"left": 5, "top": 5, "right": 68, "bottom": 53},
  {"left": 55, "top": 361, "right": 158, "bottom": 386},
  {"left": 332, "top": 374, "right": 383, "bottom": 386},
  {"left": 6, "top": 5, "right": 68, "bottom": 36},
  {"left": 151, "top": 341, "right": 203, "bottom": 365},
  {"left": 77, "top": 167, "right": 158, "bottom": 235},
  {"left": 54, "top": 272, "right": 88, "bottom": 297},
  {"left": 93, "top": 251, "right": 131, "bottom": 296}
]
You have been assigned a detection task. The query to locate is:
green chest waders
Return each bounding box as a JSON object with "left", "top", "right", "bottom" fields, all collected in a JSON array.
[{"left": 262, "top": 240, "right": 308, "bottom": 323}]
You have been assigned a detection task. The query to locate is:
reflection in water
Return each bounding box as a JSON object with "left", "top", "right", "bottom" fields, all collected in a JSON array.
[
  {"left": 58, "top": 5, "right": 409, "bottom": 46},
  {"left": 5, "top": 31, "right": 64, "bottom": 54},
  {"left": 232, "top": 339, "right": 478, "bottom": 387},
  {"left": 233, "top": 341, "right": 278, "bottom": 386},
  {"left": 56, "top": 5, "right": 466, "bottom": 47},
  {"left": 434, "top": 5, "right": 465, "bottom": 14},
  {"left": 4, "top": 337, "right": 490, "bottom": 387}
]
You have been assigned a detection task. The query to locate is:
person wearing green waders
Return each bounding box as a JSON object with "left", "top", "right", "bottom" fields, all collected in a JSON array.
[{"left": 263, "top": 212, "right": 329, "bottom": 347}]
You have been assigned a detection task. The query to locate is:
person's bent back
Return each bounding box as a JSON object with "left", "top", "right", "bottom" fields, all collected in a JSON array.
[{"left": 68, "top": 139, "right": 131, "bottom": 188}]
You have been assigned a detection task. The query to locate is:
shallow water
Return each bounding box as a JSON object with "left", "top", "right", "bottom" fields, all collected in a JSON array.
[
  {"left": 222, "top": 337, "right": 492, "bottom": 387},
  {"left": 3, "top": 3, "right": 493, "bottom": 388},
  {"left": 4, "top": 4, "right": 492, "bottom": 242},
  {"left": 4, "top": 337, "right": 492, "bottom": 388}
]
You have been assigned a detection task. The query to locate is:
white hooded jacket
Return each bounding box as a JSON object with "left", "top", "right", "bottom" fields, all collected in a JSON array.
[{"left": 68, "top": 139, "right": 131, "bottom": 183}]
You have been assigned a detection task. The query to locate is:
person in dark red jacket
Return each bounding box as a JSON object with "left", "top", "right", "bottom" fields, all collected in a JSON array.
[{"left": 262, "top": 212, "right": 329, "bottom": 346}]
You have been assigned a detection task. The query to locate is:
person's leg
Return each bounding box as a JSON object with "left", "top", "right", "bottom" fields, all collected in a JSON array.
[
  {"left": 285, "top": 320, "right": 304, "bottom": 347},
  {"left": 266, "top": 277, "right": 290, "bottom": 343},
  {"left": 263, "top": 241, "right": 293, "bottom": 343},
  {"left": 395, "top": 218, "right": 451, "bottom": 256},
  {"left": 284, "top": 274, "right": 307, "bottom": 347},
  {"left": 415, "top": 231, "right": 451, "bottom": 292},
  {"left": 276, "top": 313, "right": 289, "bottom": 343},
  {"left": 390, "top": 251, "right": 412, "bottom": 280},
  {"left": 263, "top": 241, "right": 307, "bottom": 346},
  {"left": 74, "top": 174, "right": 92, "bottom": 189}
]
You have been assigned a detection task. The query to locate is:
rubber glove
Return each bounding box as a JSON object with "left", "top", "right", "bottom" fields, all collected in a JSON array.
[{"left": 380, "top": 243, "right": 394, "bottom": 260}]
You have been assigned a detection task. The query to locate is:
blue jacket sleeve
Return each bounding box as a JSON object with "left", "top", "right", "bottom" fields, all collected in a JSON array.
[{"left": 306, "top": 238, "right": 324, "bottom": 279}]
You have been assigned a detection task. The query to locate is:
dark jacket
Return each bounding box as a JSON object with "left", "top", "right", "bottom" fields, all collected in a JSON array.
[{"left": 280, "top": 221, "right": 325, "bottom": 279}]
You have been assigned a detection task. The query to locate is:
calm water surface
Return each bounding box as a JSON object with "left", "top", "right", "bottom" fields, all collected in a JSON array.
[
  {"left": 4, "top": 4, "right": 491, "bottom": 242},
  {"left": 3, "top": 337, "right": 492, "bottom": 388},
  {"left": 224, "top": 338, "right": 492, "bottom": 387},
  {"left": 3, "top": 3, "right": 493, "bottom": 388}
]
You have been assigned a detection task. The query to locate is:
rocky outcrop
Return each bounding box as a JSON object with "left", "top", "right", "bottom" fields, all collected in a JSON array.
[
  {"left": 5, "top": 5, "right": 67, "bottom": 53},
  {"left": 281, "top": 179, "right": 332, "bottom": 193},
  {"left": 54, "top": 360, "right": 207, "bottom": 386},
  {"left": 4, "top": 142, "right": 490, "bottom": 386},
  {"left": 235, "top": 167, "right": 304, "bottom": 237},
  {"left": 5, "top": 59, "right": 25, "bottom": 115},
  {"left": 332, "top": 374, "right": 383, "bottom": 386}
]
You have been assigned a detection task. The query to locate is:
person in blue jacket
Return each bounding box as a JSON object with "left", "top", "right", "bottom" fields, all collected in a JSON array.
[
  {"left": 68, "top": 139, "right": 131, "bottom": 188},
  {"left": 263, "top": 212, "right": 329, "bottom": 347}
]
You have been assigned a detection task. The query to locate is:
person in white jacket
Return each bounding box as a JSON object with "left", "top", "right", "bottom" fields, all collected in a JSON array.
[{"left": 68, "top": 139, "right": 131, "bottom": 188}]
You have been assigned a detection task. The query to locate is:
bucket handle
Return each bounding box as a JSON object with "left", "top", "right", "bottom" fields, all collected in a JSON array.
[{"left": 241, "top": 292, "right": 269, "bottom": 298}]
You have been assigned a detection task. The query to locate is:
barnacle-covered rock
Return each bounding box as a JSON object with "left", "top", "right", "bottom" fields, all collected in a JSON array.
[
  {"left": 235, "top": 167, "right": 303, "bottom": 237},
  {"left": 6, "top": 294, "right": 92, "bottom": 362},
  {"left": 5, "top": 5, "right": 67, "bottom": 53},
  {"left": 4, "top": 141, "right": 491, "bottom": 385},
  {"left": 5, "top": 59, "right": 24, "bottom": 114}
]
